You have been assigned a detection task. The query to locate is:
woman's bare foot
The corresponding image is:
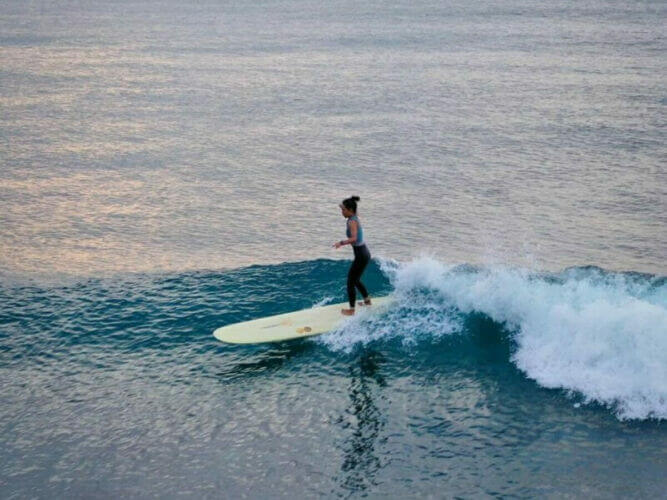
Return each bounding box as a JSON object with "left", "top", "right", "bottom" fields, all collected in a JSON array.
[
  {"left": 357, "top": 297, "right": 372, "bottom": 306},
  {"left": 341, "top": 308, "right": 355, "bottom": 316}
]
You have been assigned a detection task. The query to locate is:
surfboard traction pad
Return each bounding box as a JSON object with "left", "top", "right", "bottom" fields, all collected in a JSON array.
[{"left": 263, "top": 318, "right": 311, "bottom": 334}]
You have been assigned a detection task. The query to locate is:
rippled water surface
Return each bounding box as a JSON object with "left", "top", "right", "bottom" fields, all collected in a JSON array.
[
  {"left": 1, "top": 0, "right": 666, "bottom": 497},
  {"left": 1, "top": 0, "right": 665, "bottom": 276},
  {"left": 1, "top": 261, "right": 666, "bottom": 497}
]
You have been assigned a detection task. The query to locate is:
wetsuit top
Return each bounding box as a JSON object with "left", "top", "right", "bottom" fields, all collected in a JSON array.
[{"left": 346, "top": 215, "right": 365, "bottom": 247}]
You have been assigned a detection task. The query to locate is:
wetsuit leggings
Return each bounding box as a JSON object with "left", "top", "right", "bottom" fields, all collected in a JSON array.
[{"left": 347, "top": 244, "right": 370, "bottom": 308}]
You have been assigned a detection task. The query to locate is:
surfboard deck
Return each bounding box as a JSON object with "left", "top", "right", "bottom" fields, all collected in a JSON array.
[{"left": 213, "top": 296, "right": 392, "bottom": 344}]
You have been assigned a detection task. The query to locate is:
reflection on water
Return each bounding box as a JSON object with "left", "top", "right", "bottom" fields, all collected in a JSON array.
[
  {"left": 214, "top": 342, "right": 316, "bottom": 383},
  {"left": 1, "top": 0, "right": 665, "bottom": 277},
  {"left": 337, "top": 350, "right": 387, "bottom": 494}
]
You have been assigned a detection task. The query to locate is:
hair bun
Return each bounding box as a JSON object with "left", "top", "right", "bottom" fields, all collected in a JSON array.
[{"left": 351, "top": 196, "right": 360, "bottom": 202}]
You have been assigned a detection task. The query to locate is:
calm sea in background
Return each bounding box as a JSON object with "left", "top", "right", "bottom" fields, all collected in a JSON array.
[{"left": 1, "top": 0, "right": 666, "bottom": 497}]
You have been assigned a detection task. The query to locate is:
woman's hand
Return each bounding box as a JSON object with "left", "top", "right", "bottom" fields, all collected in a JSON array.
[{"left": 333, "top": 241, "right": 343, "bottom": 249}]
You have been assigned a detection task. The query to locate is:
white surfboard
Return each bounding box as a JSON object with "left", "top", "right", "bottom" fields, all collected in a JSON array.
[{"left": 213, "top": 296, "right": 392, "bottom": 344}]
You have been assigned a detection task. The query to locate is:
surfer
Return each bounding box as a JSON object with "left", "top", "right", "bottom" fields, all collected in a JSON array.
[{"left": 333, "top": 196, "right": 372, "bottom": 315}]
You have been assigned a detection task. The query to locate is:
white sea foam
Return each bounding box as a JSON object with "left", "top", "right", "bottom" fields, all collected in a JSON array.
[
  {"left": 311, "top": 296, "right": 336, "bottom": 308},
  {"left": 323, "top": 256, "right": 667, "bottom": 420}
]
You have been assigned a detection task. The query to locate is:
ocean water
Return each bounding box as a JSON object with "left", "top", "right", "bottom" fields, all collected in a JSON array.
[
  {"left": 1, "top": 0, "right": 666, "bottom": 497},
  {"left": 1, "top": 260, "right": 666, "bottom": 497},
  {"left": 1, "top": 0, "right": 665, "bottom": 276}
]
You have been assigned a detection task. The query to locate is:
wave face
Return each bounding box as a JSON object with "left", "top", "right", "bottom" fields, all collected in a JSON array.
[{"left": 319, "top": 257, "right": 667, "bottom": 420}]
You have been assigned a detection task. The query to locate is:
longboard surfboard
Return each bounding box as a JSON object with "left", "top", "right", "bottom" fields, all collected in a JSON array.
[{"left": 213, "top": 296, "right": 392, "bottom": 344}]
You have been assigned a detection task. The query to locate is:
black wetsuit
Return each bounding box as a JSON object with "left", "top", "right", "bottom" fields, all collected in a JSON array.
[{"left": 346, "top": 215, "right": 370, "bottom": 308}]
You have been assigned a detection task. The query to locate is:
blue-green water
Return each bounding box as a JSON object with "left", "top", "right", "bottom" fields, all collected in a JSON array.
[
  {"left": 1, "top": 260, "right": 666, "bottom": 497},
  {"left": 1, "top": 0, "right": 666, "bottom": 497}
]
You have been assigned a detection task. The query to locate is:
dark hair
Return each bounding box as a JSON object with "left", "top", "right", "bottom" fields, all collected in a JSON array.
[{"left": 341, "top": 195, "right": 360, "bottom": 213}]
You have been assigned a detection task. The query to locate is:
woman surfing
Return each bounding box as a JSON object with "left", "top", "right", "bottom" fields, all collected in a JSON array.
[{"left": 333, "top": 196, "right": 372, "bottom": 315}]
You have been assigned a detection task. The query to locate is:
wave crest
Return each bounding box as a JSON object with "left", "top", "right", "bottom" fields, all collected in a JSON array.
[{"left": 323, "top": 257, "right": 667, "bottom": 420}]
